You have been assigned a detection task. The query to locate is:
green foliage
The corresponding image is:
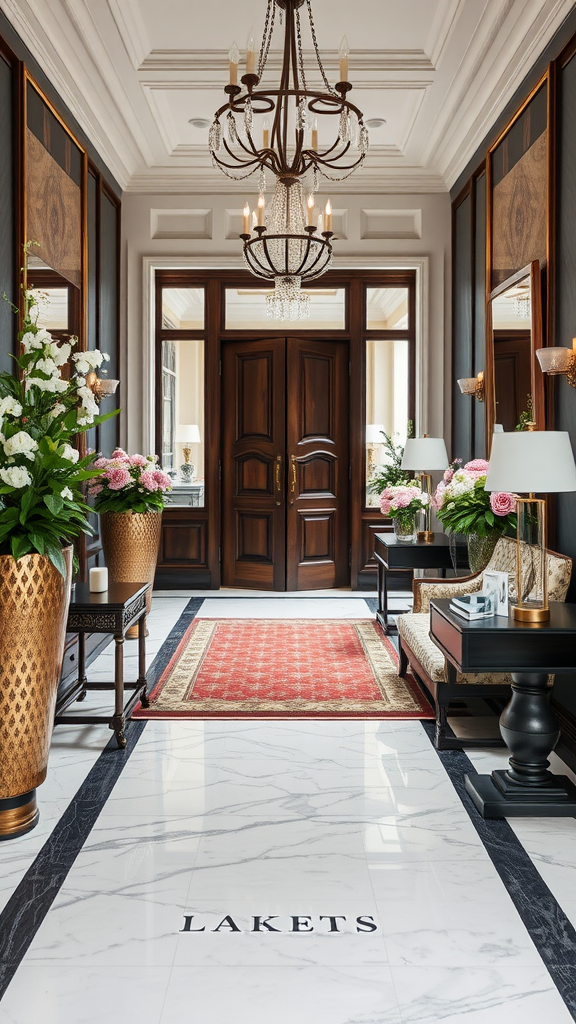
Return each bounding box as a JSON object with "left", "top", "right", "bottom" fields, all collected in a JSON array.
[
  {"left": 436, "top": 478, "right": 516, "bottom": 538},
  {"left": 366, "top": 422, "right": 414, "bottom": 497},
  {"left": 515, "top": 394, "right": 534, "bottom": 432}
]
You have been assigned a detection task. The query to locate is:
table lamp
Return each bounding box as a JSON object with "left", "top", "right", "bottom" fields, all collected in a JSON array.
[
  {"left": 365, "top": 424, "right": 386, "bottom": 475},
  {"left": 401, "top": 436, "right": 449, "bottom": 542},
  {"left": 175, "top": 424, "right": 201, "bottom": 482},
  {"left": 485, "top": 429, "right": 576, "bottom": 622}
]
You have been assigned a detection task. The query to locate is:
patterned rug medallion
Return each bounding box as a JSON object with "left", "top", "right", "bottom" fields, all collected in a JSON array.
[{"left": 133, "top": 618, "right": 433, "bottom": 720}]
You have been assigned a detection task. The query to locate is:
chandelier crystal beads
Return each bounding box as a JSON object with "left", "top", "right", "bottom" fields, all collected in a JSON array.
[{"left": 208, "top": 0, "right": 369, "bottom": 319}]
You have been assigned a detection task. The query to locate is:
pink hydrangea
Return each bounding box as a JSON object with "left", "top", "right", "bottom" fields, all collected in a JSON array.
[
  {"left": 105, "top": 466, "right": 131, "bottom": 490},
  {"left": 152, "top": 469, "right": 172, "bottom": 490},
  {"left": 432, "top": 480, "right": 446, "bottom": 510},
  {"left": 110, "top": 448, "right": 129, "bottom": 461},
  {"left": 92, "top": 456, "right": 108, "bottom": 469},
  {"left": 130, "top": 454, "right": 148, "bottom": 467},
  {"left": 140, "top": 470, "right": 159, "bottom": 491},
  {"left": 490, "top": 491, "right": 516, "bottom": 517},
  {"left": 464, "top": 458, "right": 490, "bottom": 477}
]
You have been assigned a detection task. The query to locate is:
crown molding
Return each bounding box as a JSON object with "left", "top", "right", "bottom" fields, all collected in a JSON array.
[
  {"left": 139, "top": 48, "right": 436, "bottom": 75},
  {"left": 124, "top": 168, "right": 447, "bottom": 195}
]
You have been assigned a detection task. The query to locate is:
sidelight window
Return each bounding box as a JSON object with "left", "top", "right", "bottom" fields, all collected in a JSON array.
[{"left": 160, "top": 337, "right": 205, "bottom": 507}]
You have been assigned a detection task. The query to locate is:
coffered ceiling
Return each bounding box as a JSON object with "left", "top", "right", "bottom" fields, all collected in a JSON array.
[{"left": 1, "top": 0, "right": 574, "bottom": 193}]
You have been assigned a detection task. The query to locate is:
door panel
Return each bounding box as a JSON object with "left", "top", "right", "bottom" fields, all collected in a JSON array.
[
  {"left": 286, "top": 339, "right": 349, "bottom": 590},
  {"left": 222, "top": 339, "right": 286, "bottom": 589}
]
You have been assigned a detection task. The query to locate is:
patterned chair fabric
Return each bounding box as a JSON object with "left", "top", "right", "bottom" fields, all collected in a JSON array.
[{"left": 398, "top": 537, "right": 572, "bottom": 749}]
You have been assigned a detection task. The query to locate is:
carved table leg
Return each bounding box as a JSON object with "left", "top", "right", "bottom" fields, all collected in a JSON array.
[
  {"left": 465, "top": 671, "right": 576, "bottom": 817},
  {"left": 111, "top": 632, "right": 126, "bottom": 749}
]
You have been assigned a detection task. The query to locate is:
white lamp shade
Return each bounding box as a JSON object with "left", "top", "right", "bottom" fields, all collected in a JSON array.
[
  {"left": 485, "top": 431, "right": 576, "bottom": 493},
  {"left": 536, "top": 347, "right": 572, "bottom": 374},
  {"left": 401, "top": 437, "right": 449, "bottom": 471},
  {"left": 365, "top": 424, "right": 386, "bottom": 444},
  {"left": 176, "top": 424, "right": 201, "bottom": 444}
]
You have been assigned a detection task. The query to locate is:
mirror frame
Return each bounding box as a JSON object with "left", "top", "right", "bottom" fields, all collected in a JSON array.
[{"left": 485, "top": 259, "right": 544, "bottom": 451}]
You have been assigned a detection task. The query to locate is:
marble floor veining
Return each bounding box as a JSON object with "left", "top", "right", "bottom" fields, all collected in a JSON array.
[{"left": 0, "top": 595, "right": 575, "bottom": 1023}]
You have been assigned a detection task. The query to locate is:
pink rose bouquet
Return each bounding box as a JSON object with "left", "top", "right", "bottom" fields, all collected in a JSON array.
[
  {"left": 434, "top": 458, "right": 516, "bottom": 538},
  {"left": 87, "top": 449, "right": 171, "bottom": 515},
  {"left": 380, "top": 483, "right": 430, "bottom": 519}
]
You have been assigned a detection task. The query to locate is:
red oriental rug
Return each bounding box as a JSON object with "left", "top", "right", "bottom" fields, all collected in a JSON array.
[{"left": 133, "top": 618, "right": 433, "bottom": 721}]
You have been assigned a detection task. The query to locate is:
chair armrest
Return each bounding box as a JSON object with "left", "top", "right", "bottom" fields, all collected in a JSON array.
[{"left": 413, "top": 572, "right": 483, "bottom": 613}]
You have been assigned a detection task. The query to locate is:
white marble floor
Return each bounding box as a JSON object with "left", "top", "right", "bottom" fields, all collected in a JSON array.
[{"left": 0, "top": 595, "right": 575, "bottom": 1024}]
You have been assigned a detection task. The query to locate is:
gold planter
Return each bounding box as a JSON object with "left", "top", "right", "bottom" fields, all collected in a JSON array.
[
  {"left": 100, "top": 511, "right": 162, "bottom": 638},
  {"left": 0, "top": 547, "right": 73, "bottom": 840}
]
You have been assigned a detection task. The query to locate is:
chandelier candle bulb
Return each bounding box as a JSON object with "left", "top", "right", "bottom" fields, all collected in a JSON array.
[
  {"left": 325, "top": 200, "right": 332, "bottom": 232},
  {"left": 243, "top": 202, "right": 251, "bottom": 235},
  {"left": 229, "top": 41, "right": 240, "bottom": 85},
  {"left": 311, "top": 117, "right": 318, "bottom": 151},
  {"left": 339, "top": 36, "right": 350, "bottom": 82},
  {"left": 257, "top": 193, "right": 265, "bottom": 226},
  {"left": 307, "top": 193, "right": 315, "bottom": 226},
  {"left": 263, "top": 118, "right": 270, "bottom": 148},
  {"left": 246, "top": 29, "right": 256, "bottom": 76}
]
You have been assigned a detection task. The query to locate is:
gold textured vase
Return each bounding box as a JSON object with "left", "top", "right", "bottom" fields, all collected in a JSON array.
[
  {"left": 100, "top": 511, "right": 162, "bottom": 638},
  {"left": 0, "top": 547, "right": 73, "bottom": 840}
]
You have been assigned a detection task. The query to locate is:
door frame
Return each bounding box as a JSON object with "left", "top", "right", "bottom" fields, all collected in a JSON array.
[{"left": 149, "top": 262, "right": 425, "bottom": 589}]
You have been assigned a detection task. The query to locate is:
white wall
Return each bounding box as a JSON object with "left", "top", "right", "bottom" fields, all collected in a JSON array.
[{"left": 120, "top": 190, "right": 451, "bottom": 454}]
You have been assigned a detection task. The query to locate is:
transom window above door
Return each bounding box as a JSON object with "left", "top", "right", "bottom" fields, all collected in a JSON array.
[{"left": 225, "top": 287, "right": 347, "bottom": 331}]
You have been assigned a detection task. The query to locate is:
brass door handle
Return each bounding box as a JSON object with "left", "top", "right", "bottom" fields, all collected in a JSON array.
[
  {"left": 275, "top": 454, "right": 282, "bottom": 493},
  {"left": 290, "top": 455, "right": 297, "bottom": 495}
]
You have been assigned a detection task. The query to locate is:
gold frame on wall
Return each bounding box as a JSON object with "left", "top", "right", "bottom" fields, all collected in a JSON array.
[
  {"left": 485, "top": 69, "right": 550, "bottom": 450},
  {"left": 20, "top": 69, "right": 88, "bottom": 354}
]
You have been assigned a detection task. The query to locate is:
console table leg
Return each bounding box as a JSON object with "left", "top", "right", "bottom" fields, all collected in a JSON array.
[
  {"left": 138, "top": 614, "right": 149, "bottom": 708},
  {"left": 465, "top": 670, "right": 576, "bottom": 817},
  {"left": 76, "top": 632, "right": 88, "bottom": 701},
  {"left": 111, "top": 633, "right": 126, "bottom": 749}
]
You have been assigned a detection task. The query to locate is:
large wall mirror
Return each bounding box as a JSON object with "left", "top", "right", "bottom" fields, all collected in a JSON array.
[{"left": 486, "top": 260, "right": 544, "bottom": 440}]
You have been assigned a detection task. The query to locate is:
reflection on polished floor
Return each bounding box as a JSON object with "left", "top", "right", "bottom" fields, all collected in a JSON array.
[{"left": 0, "top": 595, "right": 575, "bottom": 1024}]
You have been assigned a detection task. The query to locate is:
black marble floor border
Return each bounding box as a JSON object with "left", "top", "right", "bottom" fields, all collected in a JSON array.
[
  {"left": 0, "top": 597, "right": 204, "bottom": 1000},
  {"left": 422, "top": 720, "right": 576, "bottom": 1021}
]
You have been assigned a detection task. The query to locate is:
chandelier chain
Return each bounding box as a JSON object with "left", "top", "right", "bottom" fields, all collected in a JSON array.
[
  {"left": 295, "top": 7, "right": 308, "bottom": 93},
  {"left": 257, "top": 0, "right": 276, "bottom": 80},
  {"left": 305, "top": 0, "right": 339, "bottom": 97}
]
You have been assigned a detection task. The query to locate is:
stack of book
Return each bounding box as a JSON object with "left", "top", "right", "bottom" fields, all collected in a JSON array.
[{"left": 449, "top": 594, "right": 493, "bottom": 620}]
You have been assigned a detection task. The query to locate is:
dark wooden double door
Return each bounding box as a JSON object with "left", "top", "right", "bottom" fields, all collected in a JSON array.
[{"left": 222, "top": 337, "right": 349, "bottom": 591}]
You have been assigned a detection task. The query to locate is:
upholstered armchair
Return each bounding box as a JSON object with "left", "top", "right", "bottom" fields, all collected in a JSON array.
[{"left": 397, "top": 536, "right": 572, "bottom": 750}]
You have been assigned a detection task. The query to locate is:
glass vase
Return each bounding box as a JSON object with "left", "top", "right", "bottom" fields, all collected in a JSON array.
[
  {"left": 393, "top": 512, "right": 417, "bottom": 543},
  {"left": 467, "top": 530, "right": 499, "bottom": 574}
]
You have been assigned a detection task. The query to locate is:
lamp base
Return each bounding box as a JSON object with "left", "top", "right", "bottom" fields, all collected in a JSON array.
[
  {"left": 512, "top": 603, "right": 550, "bottom": 623},
  {"left": 417, "top": 530, "right": 434, "bottom": 543}
]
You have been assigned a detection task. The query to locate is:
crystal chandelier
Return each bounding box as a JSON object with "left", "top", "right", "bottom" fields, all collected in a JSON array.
[{"left": 208, "top": 0, "right": 369, "bottom": 319}]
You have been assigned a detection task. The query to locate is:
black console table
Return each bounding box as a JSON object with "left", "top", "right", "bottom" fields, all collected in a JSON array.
[
  {"left": 429, "top": 598, "right": 576, "bottom": 818},
  {"left": 54, "top": 581, "right": 150, "bottom": 749},
  {"left": 374, "top": 532, "right": 454, "bottom": 634}
]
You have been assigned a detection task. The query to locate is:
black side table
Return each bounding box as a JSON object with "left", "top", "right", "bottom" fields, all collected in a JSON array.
[
  {"left": 374, "top": 532, "right": 454, "bottom": 634},
  {"left": 430, "top": 598, "right": 576, "bottom": 818},
  {"left": 55, "top": 581, "right": 150, "bottom": 749}
]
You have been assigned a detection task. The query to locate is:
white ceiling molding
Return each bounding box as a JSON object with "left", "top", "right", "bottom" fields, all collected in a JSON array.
[{"left": 0, "top": 0, "right": 572, "bottom": 194}]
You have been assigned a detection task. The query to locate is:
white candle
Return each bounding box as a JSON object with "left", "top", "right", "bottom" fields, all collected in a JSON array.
[
  {"left": 339, "top": 36, "right": 349, "bottom": 82},
  {"left": 229, "top": 41, "right": 239, "bottom": 85},
  {"left": 246, "top": 30, "right": 255, "bottom": 75},
  {"left": 257, "top": 192, "right": 265, "bottom": 226},
  {"left": 307, "top": 193, "right": 315, "bottom": 226},
  {"left": 243, "top": 202, "right": 251, "bottom": 234},
  {"left": 89, "top": 566, "right": 108, "bottom": 593},
  {"left": 325, "top": 199, "right": 332, "bottom": 232}
]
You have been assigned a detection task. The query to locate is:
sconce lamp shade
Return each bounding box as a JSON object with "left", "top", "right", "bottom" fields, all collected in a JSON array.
[
  {"left": 536, "top": 347, "right": 572, "bottom": 374},
  {"left": 175, "top": 424, "right": 201, "bottom": 444},
  {"left": 401, "top": 437, "right": 449, "bottom": 471},
  {"left": 458, "top": 378, "right": 479, "bottom": 395},
  {"left": 485, "top": 431, "right": 576, "bottom": 494},
  {"left": 365, "top": 424, "right": 386, "bottom": 444}
]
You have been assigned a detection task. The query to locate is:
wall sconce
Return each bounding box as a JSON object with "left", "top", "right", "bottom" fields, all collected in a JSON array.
[
  {"left": 85, "top": 371, "right": 120, "bottom": 405},
  {"left": 536, "top": 340, "right": 576, "bottom": 388},
  {"left": 457, "top": 370, "right": 484, "bottom": 402}
]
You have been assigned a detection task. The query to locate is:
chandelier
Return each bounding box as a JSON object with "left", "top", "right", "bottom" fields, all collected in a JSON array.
[{"left": 208, "top": 0, "right": 368, "bottom": 319}]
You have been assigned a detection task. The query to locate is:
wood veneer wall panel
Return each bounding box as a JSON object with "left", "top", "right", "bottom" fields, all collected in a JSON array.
[
  {"left": 452, "top": 194, "right": 473, "bottom": 463},
  {"left": 0, "top": 54, "right": 14, "bottom": 374}
]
